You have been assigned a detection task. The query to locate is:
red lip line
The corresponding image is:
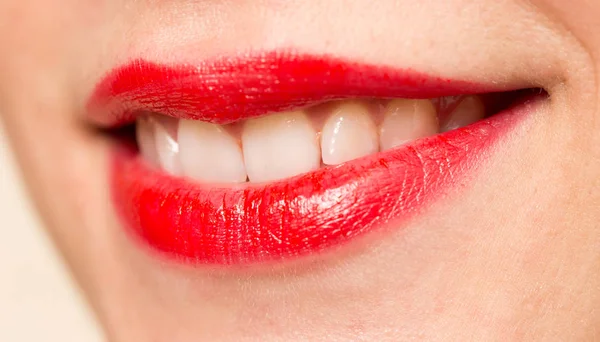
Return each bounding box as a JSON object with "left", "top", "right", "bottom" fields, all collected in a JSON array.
[
  {"left": 95, "top": 52, "right": 534, "bottom": 265},
  {"left": 87, "top": 51, "right": 507, "bottom": 127}
]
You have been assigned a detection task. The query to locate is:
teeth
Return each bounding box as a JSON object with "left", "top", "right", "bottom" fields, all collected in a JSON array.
[
  {"left": 136, "top": 116, "right": 159, "bottom": 166},
  {"left": 178, "top": 120, "right": 247, "bottom": 183},
  {"left": 242, "top": 111, "right": 320, "bottom": 183},
  {"left": 153, "top": 117, "right": 182, "bottom": 174},
  {"left": 441, "top": 96, "right": 485, "bottom": 132},
  {"left": 140, "top": 96, "right": 488, "bottom": 183},
  {"left": 321, "top": 102, "right": 379, "bottom": 165},
  {"left": 379, "top": 99, "right": 438, "bottom": 151}
]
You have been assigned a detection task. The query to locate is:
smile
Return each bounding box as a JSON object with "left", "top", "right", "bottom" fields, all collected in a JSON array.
[{"left": 88, "top": 51, "right": 545, "bottom": 265}]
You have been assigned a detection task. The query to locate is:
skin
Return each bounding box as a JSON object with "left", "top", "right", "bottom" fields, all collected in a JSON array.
[{"left": 1, "top": 0, "right": 599, "bottom": 341}]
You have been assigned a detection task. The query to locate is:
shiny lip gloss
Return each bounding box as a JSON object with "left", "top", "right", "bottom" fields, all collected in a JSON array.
[{"left": 88, "top": 51, "right": 536, "bottom": 265}]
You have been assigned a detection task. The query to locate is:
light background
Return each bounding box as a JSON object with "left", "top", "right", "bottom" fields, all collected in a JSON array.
[{"left": 0, "top": 125, "right": 103, "bottom": 341}]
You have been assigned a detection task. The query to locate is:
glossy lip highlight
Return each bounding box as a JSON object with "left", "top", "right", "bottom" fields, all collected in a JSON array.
[{"left": 90, "top": 52, "right": 535, "bottom": 265}]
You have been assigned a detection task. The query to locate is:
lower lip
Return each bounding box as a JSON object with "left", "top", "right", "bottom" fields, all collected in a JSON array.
[{"left": 110, "top": 99, "right": 535, "bottom": 265}]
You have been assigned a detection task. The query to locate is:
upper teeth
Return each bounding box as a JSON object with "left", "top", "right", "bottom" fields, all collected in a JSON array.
[
  {"left": 380, "top": 99, "right": 438, "bottom": 150},
  {"left": 440, "top": 96, "right": 485, "bottom": 132},
  {"left": 321, "top": 102, "right": 379, "bottom": 166},
  {"left": 136, "top": 97, "right": 485, "bottom": 183},
  {"left": 242, "top": 111, "right": 321, "bottom": 183},
  {"left": 178, "top": 119, "right": 247, "bottom": 183},
  {"left": 153, "top": 117, "right": 181, "bottom": 175}
]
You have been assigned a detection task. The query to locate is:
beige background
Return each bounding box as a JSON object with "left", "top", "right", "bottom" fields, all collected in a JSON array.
[{"left": 0, "top": 125, "right": 103, "bottom": 341}]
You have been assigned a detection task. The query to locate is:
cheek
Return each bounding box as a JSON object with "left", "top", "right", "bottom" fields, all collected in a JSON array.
[
  {"left": 529, "top": 0, "right": 600, "bottom": 56},
  {"left": 0, "top": 0, "right": 112, "bottom": 267},
  {"left": 0, "top": 0, "right": 106, "bottom": 111}
]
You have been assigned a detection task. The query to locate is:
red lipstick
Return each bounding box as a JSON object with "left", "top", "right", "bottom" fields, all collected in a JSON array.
[
  {"left": 87, "top": 51, "right": 501, "bottom": 127},
  {"left": 89, "top": 52, "right": 534, "bottom": 265}
]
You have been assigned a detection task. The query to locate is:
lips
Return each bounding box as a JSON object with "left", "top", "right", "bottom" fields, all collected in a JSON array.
[{"left": 89, "top": 51, "right": 539, "bottom": 265}]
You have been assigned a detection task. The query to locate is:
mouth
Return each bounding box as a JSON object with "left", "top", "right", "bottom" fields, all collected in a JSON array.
[{"left": 88, "top": 51, "right": 546, "bottom": 266}]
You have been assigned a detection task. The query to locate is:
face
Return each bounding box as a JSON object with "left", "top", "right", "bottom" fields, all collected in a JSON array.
[{"left": 2, "top": 0, "right": 600, "bottom": 340}]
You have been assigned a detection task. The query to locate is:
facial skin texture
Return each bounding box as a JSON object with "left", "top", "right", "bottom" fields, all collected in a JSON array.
[{"left": 1, "top": 0, "right": 600, "bottom": 341}]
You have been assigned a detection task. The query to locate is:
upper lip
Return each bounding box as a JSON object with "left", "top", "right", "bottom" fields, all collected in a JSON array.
[
  {"left": 87, "top": 51, "right": 513, "bottom": 127},
  {"left": 94, "top": 51, "right": 538, "bottom": 265}
]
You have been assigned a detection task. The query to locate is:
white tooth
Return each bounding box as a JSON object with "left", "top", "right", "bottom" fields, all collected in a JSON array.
[
  {"left": 178, "top": 120, "right": 247, "bottom": 183},
  {"left": 242, "top": 111, "right": 320, "bottom": 183},
  {"left": 153, "top": 117, "right": 181, "bottom": 174},
  {"left": 379, "top": 99, "right": 438, "bottom": 151},
  {"left": 441, "top": 96, "right": 485, "bottom": 132},
  {"left": 321, "top": 102, "right": 379, "bottom": 165},
  {"left": 136, "top": 116, "right": 159, "bottom": 167}
]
